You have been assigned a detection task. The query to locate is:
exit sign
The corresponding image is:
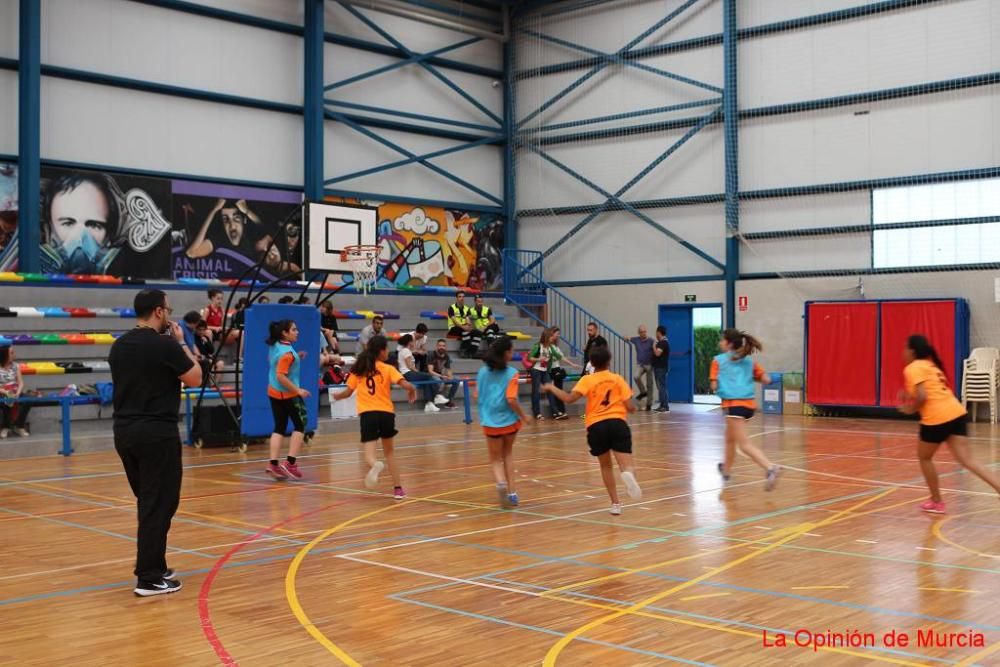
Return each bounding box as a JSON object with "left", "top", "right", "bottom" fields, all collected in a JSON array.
[{"left": 684, "top": 295, "right": 696, "bottom": 302}]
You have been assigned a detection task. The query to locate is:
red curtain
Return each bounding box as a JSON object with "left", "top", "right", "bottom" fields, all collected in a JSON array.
[
  {"left": 879, "top": 301, "right": 957, "bottom": 407},
  {"left": 806, "top": 302, "right": 879, "bottom": 405}
]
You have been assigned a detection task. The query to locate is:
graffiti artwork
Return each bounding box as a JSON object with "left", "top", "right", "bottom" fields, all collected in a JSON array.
[{"left": 326, "top": 198, "right": 504, "bottom": 289}]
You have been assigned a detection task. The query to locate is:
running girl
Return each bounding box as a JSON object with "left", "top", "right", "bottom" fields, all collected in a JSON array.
[
  {"left": 476, "top": 337, "right": 533, "bottom": 508},
  {"left": 332, "top": 335, "right": 416, "bottom": 499},
  {"left": 544, "top": 346, "right": 641, "bottom": 515},
  {"left": 711, "top": 329, "right": 781, "bottom": 490},
  {"left": 899, "top": 335, "right": 1000, "bottom": 513},
  {"left": 265, "top": 320, "right": 309, "bottom": 480}
]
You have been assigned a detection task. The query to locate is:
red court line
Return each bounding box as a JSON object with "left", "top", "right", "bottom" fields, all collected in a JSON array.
[{"left": 199, "top": 498, "right": 354, "bottom": 666}]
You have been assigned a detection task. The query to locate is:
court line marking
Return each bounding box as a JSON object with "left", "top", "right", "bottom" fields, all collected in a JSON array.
[
  {"left": 341, "top": 556, "right": 925, "bottom": 666},
  {"left": 790, "top": 585, "right": 850, "bottom": 590},
  {"left": 780, "top": 464, "right": 999, "bottom": 496},
  {"left": 388, "top": 594, "right": 714, "bottom": 666},
  {"left": 679, "top": 592, "right": 731, "bottom": 601},
  {"left": 541, "top": 489, "right": 897, "bottom": 666},
  {"left": 932, "top": 508, "right": 1000, "bottom": 559},
  {"left": 478, "top": 577, "right": 960, "bottom": 666},
  {"left": 917, "top": 587, "right": 981, "bottom": 594}
]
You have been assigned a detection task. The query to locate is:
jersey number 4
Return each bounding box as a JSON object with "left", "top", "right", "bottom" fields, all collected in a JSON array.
[{"left": 600, "top": 389, "right": 612, "bottom": 407}]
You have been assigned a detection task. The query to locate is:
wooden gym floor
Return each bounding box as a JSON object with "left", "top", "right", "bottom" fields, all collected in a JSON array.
[{"left": 1, "top": 408, "right": 998, "bottom": 666}]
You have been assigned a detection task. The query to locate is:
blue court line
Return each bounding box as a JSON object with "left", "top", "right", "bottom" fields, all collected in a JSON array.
[
  {"left": 388, "top": 594, "right": 715, "bottom": 666},
  {"left": 395, "top": 537, "right": 1000, "bottom": 634},
  {"left": 0, "top": 438, "right": 477, "bottom": 488},
  {"left": 0, "top": 534, "right": 410, "bottom": 607},
  {"left": 0, "top": 506, "right": 214, "bottom": 559},
  {"left": 484, "top": 577, "right": 961, "bottom": 665},
  {"left": 3, "top": 483, "right": 313, "bottom": 547}
]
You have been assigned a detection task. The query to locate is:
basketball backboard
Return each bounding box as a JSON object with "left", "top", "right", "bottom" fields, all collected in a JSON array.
[{"left": 303, "top": 202, "right": 378, "bottom": 274}]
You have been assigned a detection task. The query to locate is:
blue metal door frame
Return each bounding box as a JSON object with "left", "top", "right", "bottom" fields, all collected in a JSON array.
[{"left": 659, "top": 302, "right": 723, "bottom": 404}]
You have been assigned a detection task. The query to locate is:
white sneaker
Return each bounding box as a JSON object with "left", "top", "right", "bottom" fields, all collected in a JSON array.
[
  {"left": 609, "top": 503, "right": 622, "bottom": 516},
  {"left": 424, "top": 402, "right": 440, "bottom": 413},
  {"left": 364, "top": 461, "right": 384, "bottom": 489},
  {"left": 433, "top": 394, "right": 449, "bottom": 406},
  {"left": 621, "top": 471, "right": 642, "bottom": 500},
  {"left": 0, "top": 428, "right": 7, "bottom": 439}
]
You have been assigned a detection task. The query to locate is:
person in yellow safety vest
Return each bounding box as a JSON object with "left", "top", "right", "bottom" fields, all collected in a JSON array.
[
  {"left": 470, "top": 295, "right": 500, "bottom": 334},
  {"left": 447, "top": 290, "right": 480, "bottom": 358}
]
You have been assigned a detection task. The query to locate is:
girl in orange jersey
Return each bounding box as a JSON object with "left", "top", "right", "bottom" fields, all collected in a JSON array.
[
  {"left": 544, "top": 346, "right": 641, "bottom": 515},
  {"left": 899, "top": 335, "right": 1000, "bottom": 514},
  {"left": 332, "top": 335, "right": 416, "bottom": 500},
  {"left": 711, "top": 329, "right": 781, "bottom": 490}
]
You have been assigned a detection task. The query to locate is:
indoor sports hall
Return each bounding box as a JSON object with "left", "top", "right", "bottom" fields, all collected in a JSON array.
[{"left": 1, "top": 0, "right": 999, "bottom": 665}]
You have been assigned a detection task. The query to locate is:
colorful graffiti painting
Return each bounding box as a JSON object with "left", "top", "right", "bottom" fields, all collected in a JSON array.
[{"left": 326, "top": 198, "right": 504, "bottom": 289}]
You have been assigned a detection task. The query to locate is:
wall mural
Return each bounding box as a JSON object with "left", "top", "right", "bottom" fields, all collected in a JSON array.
[
  {"left": 0, "top": 163, "right": 17, "bottom": 272},
  {"left": 39, "top": 167, "right": 173, "bottom": 279},
  {"left": 326, "top": 197, "right": 505, "bottom": 290},
  {"left": 171, "top": 181, "right": 301, "bottom": 281}
]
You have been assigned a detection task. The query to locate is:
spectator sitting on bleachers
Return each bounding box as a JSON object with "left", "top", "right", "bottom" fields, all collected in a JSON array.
[
  {"left": 319, "top": 301, "right": 339, "bottom": 354},
  {"left": 201, "top": 289, "right": 225, "bottom": 340},
  {"left": 447, "top": 290, "right": 481, "bottom": 358},
  {"left": 0, "top": 346, "right": 30, "bottom": 437},
  {"left": 397, "top": 333, "right": 447, "bottom": 413},
  {"left": 470, "top": 295, "right": 499, "bottom": 335},
  {"left": 411, "top": 323, "right": 430, "bottom": 372},
  {"left": 357, "top": 315, "right": 384, "bottom": 355},
  {"left": 194, "top": 320, "right": 224, "bottom": 375},
  {"left": 181, "top": 311, "right": 202, "bottom": 357},
  {"left": 295, "top": 296, "right": 310, "bottom": 305},
  {"left": 232, "top": 297, "right": 249, "bottom": 331},
  {"left": 278, "top": 296, "right": 294, "bottom": 304},
  {"left": 429, "top": 338, "right": 458, "bottom": 409}
]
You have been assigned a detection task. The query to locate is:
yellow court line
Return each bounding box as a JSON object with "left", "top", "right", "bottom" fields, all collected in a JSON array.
[
  {"left": 539, "top": 576, "right": 927, "bottom": 667},
  {"left": 955, "top": 640, "right": 1000, "bottom": 667},
  {"left": 917, "top": 587, "right": 981, "bottom": 594},
  {"left": 18, "top": 479, "right": 303, "bottom": 536},
  {"left": 678, "top": 592, "right": 730, "bottom": 602},
  {"left": 540, "top": 492, "right": 919, "bottom": 599},
  {"left": 790, "top": 585, "right": 850, "bottom": 590},
  {"left": 541, "top": 488, "right": 897, "bottom": 666},
  {"left": 285, "top": 467, "right": 591, "bottom": 666},
  {"left": 932, "top": 507, "right": 1000, "bottom": 559}
]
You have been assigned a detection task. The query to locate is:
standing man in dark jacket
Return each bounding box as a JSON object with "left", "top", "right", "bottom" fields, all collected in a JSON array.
[
  {"left": 583, "top": 322, "right": 608, "bottom": 374},
  {"left": 110, "top": 289, "right": 202, "bottom": 596},
  {"left": 652, "top": 325, "right": 670, "bottom": 412}
]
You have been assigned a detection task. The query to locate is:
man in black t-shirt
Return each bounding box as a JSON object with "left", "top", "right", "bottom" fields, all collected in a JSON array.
[
  {"left": 652, "top": 325, "right": 670, "bottom": 412},
  {"left": 109, "top": 289, "right": 202, "bottom": 597},
  {"left": 583, "top": 322, "right": 608, "bottom": 373}
]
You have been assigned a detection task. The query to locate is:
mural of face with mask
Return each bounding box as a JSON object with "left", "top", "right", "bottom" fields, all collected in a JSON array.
[{"left": 41, "top": 174, "right": 121, "bottom": 275}]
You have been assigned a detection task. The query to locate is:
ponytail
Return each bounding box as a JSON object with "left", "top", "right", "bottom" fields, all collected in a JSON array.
[
  {"left": 352, "top": 334, "right": 388, "bottom": 377},
  {"left": 483, "top": 336, "right": 512, "bottom": 371},
  {"left": 722, "top": 328, "right": 763, "bottom": 359},
  {"left": 907, "top": 334, "right": 945, "bottom": 372},
  {"left": 266, "top": 319, "right": 294, "bottom": 346}
]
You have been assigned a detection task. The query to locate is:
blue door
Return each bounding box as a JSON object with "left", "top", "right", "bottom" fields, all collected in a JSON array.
[{"left": 659, "top": 305, "right": 693, "bottom": 403}]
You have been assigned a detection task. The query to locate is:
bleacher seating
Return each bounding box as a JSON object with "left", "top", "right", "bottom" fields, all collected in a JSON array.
[{"left": 0, "top": 284, "right": 551, "bottom": 454}]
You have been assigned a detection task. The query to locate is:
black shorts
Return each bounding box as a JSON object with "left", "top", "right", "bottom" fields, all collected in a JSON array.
[
  {"left": 726, "top": 406, "right": 755, "bottom": 420},
  {"left": 360, "top": 411, "right": 397, "bottom": 442},
  {"left": 919, "top": 415, "right": 967, "bottom": 444},
  {"left": 270, "top": 396, "right": 307, "bottom": 435},
  {"left": 586, "top": 418, "right": 632, "bottom": 457}
]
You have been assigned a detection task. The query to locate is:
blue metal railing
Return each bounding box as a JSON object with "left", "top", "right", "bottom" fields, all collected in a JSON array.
[{"left": 503, "top": 249, "right": 634, "bottom": 384}]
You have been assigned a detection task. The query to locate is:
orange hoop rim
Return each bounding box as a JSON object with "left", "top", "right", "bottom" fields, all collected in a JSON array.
[{"left": 339, "top": 244, "right": 380, "bottom": 261}]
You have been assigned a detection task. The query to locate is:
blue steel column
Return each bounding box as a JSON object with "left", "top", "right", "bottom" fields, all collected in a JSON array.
[
  {"left": 304, "top": 0, "right": 324, "bottom": 201},
  {"left": 502, "top": 22, "right": 516, "bottom": 258},
  {"left": 18, "top": 0, "right": 41, "bottom": 273},
  {"left": 723, "top": 0, "right": 738, "bottom": 328}
]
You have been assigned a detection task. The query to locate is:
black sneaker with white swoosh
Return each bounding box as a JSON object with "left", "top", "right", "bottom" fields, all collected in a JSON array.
[{"left": 134, "top": 578, "right": 182, "bottom": 597}]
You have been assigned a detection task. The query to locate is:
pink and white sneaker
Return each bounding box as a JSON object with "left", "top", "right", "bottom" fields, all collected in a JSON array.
[
  {"left": 281, "top": 461, "right": 303, "bottom": 480},
  {"left": 266, "top": 463, "right": 288, "bottom": 480},
  {"left": 919, "top": 499, "right": 946, "bottom": 514}
]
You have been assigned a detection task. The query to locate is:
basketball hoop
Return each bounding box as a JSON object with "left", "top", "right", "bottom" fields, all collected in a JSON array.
[{"left": 340, "top": 244, "right": 380, "bottom": 295}]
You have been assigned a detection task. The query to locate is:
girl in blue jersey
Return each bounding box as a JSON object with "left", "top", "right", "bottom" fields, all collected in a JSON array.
[
  {"left": 711, "top": 329, "right": 780, "bottom": 490},
  {"left": 476, "top": 337, "right": 533, "bottom": 507},
  {"left": 265, "top": 320, "right": 310, "bottom": 480}
]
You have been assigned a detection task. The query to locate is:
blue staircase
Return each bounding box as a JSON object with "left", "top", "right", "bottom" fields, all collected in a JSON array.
[{"left": 503, "top": 250, "right": 634, "bottom": 384}]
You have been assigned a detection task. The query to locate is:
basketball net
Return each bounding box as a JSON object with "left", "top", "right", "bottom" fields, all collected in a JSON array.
[{"left": 341, "top": 245, "right": 379, "bottom": 295}]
